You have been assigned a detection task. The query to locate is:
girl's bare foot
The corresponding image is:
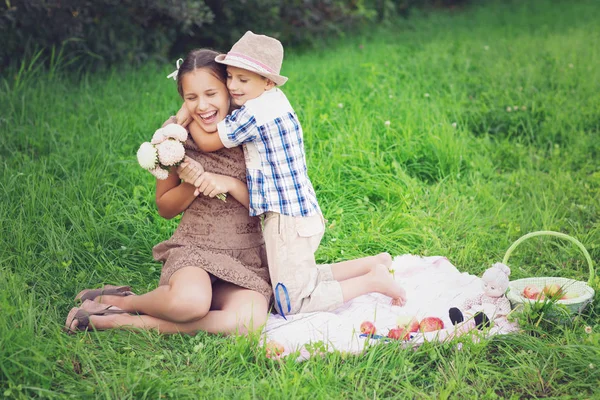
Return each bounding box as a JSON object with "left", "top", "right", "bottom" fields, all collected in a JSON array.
[
  {"left": 94, "top": 294, "right": 127, "bottom": 308},
  {"left": 87, "top": 314, "right": 120, "bottom": 330},
  {"left": 370, "top": 264, "right": 407, "bottom": 306},
  {"left": 65, "top": 301, "right": 125, "bottom": 332}
]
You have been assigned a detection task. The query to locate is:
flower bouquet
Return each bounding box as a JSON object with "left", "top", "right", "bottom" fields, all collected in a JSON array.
[
  {"left": 137, "top": 124, "right": 188, "bottom": 180},
  {"left": 137, "top": 124, "right": 226, "bottom": 201}
]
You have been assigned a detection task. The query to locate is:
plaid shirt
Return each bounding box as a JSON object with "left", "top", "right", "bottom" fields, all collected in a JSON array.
[{"left": 217, "top": 88, "right": 320, "bottom": 217}]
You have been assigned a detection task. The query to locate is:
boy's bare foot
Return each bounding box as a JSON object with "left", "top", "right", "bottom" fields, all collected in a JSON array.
[
  {"left": 375, "top": 252, "right": 393, "bottom": 268},
  {"left": 369, "top": 264, "right": 406, "bottom": 306}
]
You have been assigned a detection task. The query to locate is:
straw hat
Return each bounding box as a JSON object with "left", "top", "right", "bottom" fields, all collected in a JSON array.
[{"left": 216, "top": 31, "right": 288, "bottom": 86}]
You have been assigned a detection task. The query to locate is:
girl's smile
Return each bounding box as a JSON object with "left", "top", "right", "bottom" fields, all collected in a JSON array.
[{"left": 182, "top": 69, "right": 230, "bottom": 133}]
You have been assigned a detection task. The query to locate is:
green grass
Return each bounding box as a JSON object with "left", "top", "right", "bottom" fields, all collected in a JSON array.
[{"left": 1, "top": 0, "right": 600, "bottom": 398}]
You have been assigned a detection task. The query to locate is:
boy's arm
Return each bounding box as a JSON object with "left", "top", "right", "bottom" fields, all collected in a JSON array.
[
  {"left": 216, "top": 106, "right": 258, "bottom": 149},
  {"left": 189, "top": 106, "right": 259, "bottom": 152},
  {"left": 189, "top": 121, "right": 225, "bottom": 152}
]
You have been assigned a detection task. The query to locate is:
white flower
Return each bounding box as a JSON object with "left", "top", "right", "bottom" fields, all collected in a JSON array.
[
  {"left": 451, "top": 122, "right": 457, "bottom": 128},
  {"left": 568, "top": 63, "right": 574, "bottom": 68},
  {"left": 338, "top": 103, "right": 344, "bottom": 108},
  {"left": 513, "top": 106, "right": 519, "bottom": 111},
  {"left": 585, "top": 326, "right": 592, "bottom": 334},
  {"left": 424, "top": 93, "right": 430, "bottom": 98},
  {"left": 484, "top": 45, "right": 489, "bottom": 51},
  {"left": 506, "top": 107, "right": 512, "bottom": 112},
  {"left": 156, "top": 139, "right": 185, "bottom": 166},
  {"left": 389, "top": 95, "right": 393, "bottom": 98},
  {"left": 384, "top": 120, "right": 391, "bottom": 126},
  {"left": 162, "top": 123, "right": 188, "bottom": 142},
  {"left": 137, "top": 142, "right": 158, "bottom": 170},
  {"left": 149, "top": 166, "right": 169, "bottom": 180},
  {"left": 151, "top": 128, "right": 166, "bottom": 145}
]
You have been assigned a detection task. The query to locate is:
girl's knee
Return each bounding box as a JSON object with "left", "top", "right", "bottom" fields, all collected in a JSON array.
[
  {"left": 167, "top": 267, "right": 213, "bottom": 322},
  {"left": 166, "top": 290, "right": 211, "bottom": 322},
  {"left": 236, "top": 296, "right": 268, "bottom": 334}
]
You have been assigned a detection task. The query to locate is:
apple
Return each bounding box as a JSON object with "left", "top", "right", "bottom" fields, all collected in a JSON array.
[
  {"left": 543, "top": 284, "right": 564, "bottom": 299},
  {"left": 397, "top": 316, "right": 420, "bottom": 332},
  {"left": 387, "top": 327, "right": 410, "bottom": 340},
  {"left": 419, "top": 317, "right": 444, "bottom": 332},
  {"left": 407, "top": 319, "right": 420, "bottom": 332},
  {"left": 522, "top": 284, "right": 541, "bottom": 300},
  {"left": 265, "top": 341, "right": 285, "bottom": 358},
  {"left": 360, "top": 321, "right": 377, "bottom": 335}
]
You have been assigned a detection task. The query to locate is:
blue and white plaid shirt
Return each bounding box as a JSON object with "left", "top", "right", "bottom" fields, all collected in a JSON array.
[{"left": 217, "top": 88, "right": 320, "bottom": 217}]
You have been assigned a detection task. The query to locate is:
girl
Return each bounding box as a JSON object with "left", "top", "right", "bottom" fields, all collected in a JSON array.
[{"left": 65, "top": 49, "right": 271, "bottom": 335}]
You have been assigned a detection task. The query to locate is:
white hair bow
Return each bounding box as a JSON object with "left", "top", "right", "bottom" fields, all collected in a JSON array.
[{"left": 166, "top": 58, "right": 184, "bottom": 80}]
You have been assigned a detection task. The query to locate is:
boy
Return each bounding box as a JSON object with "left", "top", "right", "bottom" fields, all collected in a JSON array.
[{"left": 185, "top": 31, "right": 406, "bottom": 317}]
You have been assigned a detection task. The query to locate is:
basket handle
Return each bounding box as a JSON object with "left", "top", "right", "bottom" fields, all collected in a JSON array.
[{"left": 502, "top": 230, "right": 595, "bottom": 285}]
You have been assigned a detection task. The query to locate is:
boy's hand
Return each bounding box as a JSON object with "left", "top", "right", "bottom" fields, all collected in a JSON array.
[
  {"left": 176, "top": 104, "right": 192, "bottom": 127},
  {"left": 176, "top": 156, "right": 205, "bottom": 186},
  {"left": 193, "top": 172, "right": 231, "bottom": 198}
]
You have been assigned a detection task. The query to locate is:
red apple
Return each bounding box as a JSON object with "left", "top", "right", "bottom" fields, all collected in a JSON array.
[
  {"left": 397, "top": 316, "right": 420, "bottom": 333},
  {"left": 387, "top": 327, "right": 410, "bottom": 340},
  {"left": 407, "top": 318, "right": 420, "bottom": 332},
  {"left": 419, "top": 317, "right": 444, "bottom": 332},
  {"left": 360, "top": 321, "right": 377, "bottom": 335},
  {"left": 265, "top": 341, "right": 285, "bottom": 358},
  {"left": 522, "top": 284, "right": 541, "bottom": 300},
  {"left": 543, "top": 284, "right": 564, "bottom": 298}
]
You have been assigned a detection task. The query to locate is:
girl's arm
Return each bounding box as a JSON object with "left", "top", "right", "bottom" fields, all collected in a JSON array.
[
  {"left": 154, "top": 116, "right": 199, "bottom": 219},
  {"left": 189, "top": 121, "right": 225, "bottom": 152},
  {"left": 194, "top": 173, "right": 250, "bottom": 209},
  {"left": 155, "top": 168, "right": 198, "bottom": 219}
]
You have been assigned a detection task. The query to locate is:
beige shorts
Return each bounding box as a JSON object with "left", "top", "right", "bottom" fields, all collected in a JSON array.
[{"left": 263, "top": 212, "right": 344, "bottom": 315}]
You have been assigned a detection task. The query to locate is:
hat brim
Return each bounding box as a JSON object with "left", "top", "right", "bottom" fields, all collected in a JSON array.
[{"left": 215, "top": 54, "right": 288, "bottom": 86}]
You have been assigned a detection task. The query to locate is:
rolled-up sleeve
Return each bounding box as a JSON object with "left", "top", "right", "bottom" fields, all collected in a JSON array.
[{"left": 217, "top": 106, "right": 258, "bottom": 148}]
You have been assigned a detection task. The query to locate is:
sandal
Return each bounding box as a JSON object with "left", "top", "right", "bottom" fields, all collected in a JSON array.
[
  {"left": 64, "top": 299, "right": 128, "bottom": 334},
  {"left": 75, "top": 284, "right": 135, "bottom": 303}
]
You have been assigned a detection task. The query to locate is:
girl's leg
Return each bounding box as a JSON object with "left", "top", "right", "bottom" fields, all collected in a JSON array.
[
  {"left": 329, "top": 252, "right": 392, "bottom": 281},
  {"left": 82, "top": 283, "right": 268, "bottom": 335},
  {"left": 94, "top": 267, "right": 213, "bottom": 323}
]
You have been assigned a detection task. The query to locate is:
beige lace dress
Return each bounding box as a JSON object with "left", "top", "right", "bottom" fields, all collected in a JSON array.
[{"left": 152, "top": 119, "right": 272, "bottom": 303}]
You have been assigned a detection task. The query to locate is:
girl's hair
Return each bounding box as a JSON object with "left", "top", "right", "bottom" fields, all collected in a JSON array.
[{"left": 176, "top": 49, "right": 227, "bottom": 98}]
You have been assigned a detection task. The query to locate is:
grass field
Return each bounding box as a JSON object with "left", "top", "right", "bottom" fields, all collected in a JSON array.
[{"left": 1, "top": 0, "right": 599, "bottom": 398}]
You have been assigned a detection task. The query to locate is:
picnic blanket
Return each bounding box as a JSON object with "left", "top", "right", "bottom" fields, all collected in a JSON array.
[{"left": 264, "top": 254, "right": 518, "bottom": 359}]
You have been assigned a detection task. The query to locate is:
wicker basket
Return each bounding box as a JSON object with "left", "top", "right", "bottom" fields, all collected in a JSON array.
[{"left": 504, "top": 231, "right": 596, "bottom": 315}]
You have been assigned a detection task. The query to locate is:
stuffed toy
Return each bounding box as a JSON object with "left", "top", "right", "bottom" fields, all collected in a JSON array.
[{"left": 449, "top": 263, "right": 512, "bottom": 330}]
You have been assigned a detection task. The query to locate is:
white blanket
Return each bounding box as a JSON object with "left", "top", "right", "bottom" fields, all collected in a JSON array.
[{"left": 264, "top": 255, "right": 518, "bottom": 359}]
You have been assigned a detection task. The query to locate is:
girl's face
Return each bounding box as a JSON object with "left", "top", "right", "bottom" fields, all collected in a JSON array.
[{"left": 181, "top": 68, "right": 230, "bottom": 133}]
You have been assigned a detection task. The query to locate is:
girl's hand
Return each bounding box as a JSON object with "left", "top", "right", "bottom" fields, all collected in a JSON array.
[
  {"left": 176, "top": 156, "right": 205, "bottom": 185},
  {"left": 193, "top": 172, "right": 232, "bottom": 198},
  {"left": 176, "top": 104, "right": 192, "bottom": 127}
]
